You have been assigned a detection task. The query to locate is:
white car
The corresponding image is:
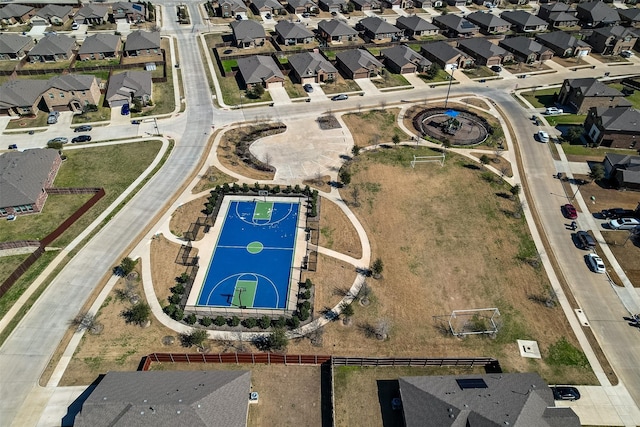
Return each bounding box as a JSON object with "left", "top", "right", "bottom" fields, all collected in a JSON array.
[
  {"left": 545, "top": 107, "right": 563, "bottom": 115},
  {"left": 609, "top": 218, "right": 640, "bottom": 230},
  {"left": 621, "top": 50, "right": 633, "bottom": 58},
  {"left": 537, "top": 130, "right": 549, "bottom": 142},
  {"left": 586, "top": 253, "right": 606, "bottom": 274}
]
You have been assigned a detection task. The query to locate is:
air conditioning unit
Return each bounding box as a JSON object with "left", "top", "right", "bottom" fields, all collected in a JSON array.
[{"left": 249, "top": 391, "right": 259, "bottom": 403}]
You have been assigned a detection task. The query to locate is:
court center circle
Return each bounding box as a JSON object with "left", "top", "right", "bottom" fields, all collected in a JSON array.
[{"left": 247, "top": 241, "right": 264, "bottom": 254}]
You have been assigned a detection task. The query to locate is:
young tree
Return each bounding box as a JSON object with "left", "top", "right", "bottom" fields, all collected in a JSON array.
[
  {"left": 117, "top": 257, "right": 137, "bottom": 276},
  {"left": 339, "top": 169, "right": 351, "bottom": 186},
  {"left": 351, "top": 145, "right": 361, "bottom": 157},
  {"left": 341, "top": 302, "right": 355, "bottom": 325},
  {"left": 351, "top": 186, "right": 360, "bottom": 207},
  {"left": 122, "top": 302, "right": 151, "bottom": 326},
  {"left": 589, "top": 165, "right": 605, "bottom": 183},
  {"left": 392, "top": 134, "right": 401, "bottom": 146},
  {"left": 265, "top": 327, "right": 288, "bottom": 350},
  {"left": 181, "top": 329, "right": 208, "bottom": 348},
  {"left": 510, "top": 183, "right": 521, "bottom": 200},
  {"left": 371, "top": 258, "right": 384, "bottom": 279},
  {"left": 479, "top": 154, "right": 490, "bottom": 169}
]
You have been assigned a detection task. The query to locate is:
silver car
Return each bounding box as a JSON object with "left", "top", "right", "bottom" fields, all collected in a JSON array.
[{"left": 609, "top": 218, "right": 640, "bottom": 230}]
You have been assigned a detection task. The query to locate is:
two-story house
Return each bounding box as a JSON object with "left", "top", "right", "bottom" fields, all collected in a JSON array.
[
  {"left": 587, "top": 25, "right": 637, "bottom": 55},
  {"left": 558, "top": 78, "right": 630, "bottom": 114}
]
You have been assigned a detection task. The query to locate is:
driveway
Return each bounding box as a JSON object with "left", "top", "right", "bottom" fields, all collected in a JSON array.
[
  {"left": 354, "top": 78, "right": 380, "bottom": 95},
  {"left": 268, "top": 86, "right": 292, "bottom": 105}
]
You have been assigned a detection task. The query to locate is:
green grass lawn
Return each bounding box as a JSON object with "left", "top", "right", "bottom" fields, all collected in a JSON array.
[
  {"left": 521, "top": 87, "right": 558, "bottom": 108},
  {"left": 546, "top": 114, "right": 586, "bottom": 126},
  {"left": 284, "top": 78, "right": 305, "bottom": 98},
  {"left": 561, "top": 143, "right": 639, "bottom": 157},
  {"left": 609, "top": 83, "right": 640, "bottom": 109},
  {"left": 72, "top": 95, "right": 112, "bottom": 124},
  {"left": 5, "top": 111, "right": 49, "bottom": 129},
  {"left": 20, "top": 60, "right": 72, "bottom": 71},
  {"left": 0, "top": 61, "right": 18, "bottom": 71},
  {"left": 0, "top": 254, "right": 30, "bottom": 286},
  {"left": 372, "top": 72, "right": 410, "bottom": 89},
  {"left": 221, "top": 59, "right": 238, "bottom": 73},
  {"left": 417, "top": 69, "right": 455, "bottom": 83},
  {"left": 462, "top": 66, "right": 495, "bottom": 79},
  {"left": 73, "top": 58, "right": 120, "bottom": 69},
  {"left": 218, "top": 76, "right": 272, "bottom": 106}
]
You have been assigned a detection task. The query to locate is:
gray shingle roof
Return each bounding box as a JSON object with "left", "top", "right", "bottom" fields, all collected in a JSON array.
[
  {"left": 0, "top": 4, "right": 34, "bottom": 20},
  {"left": 124, "top": 30, "right": 160, "bottom": 51},
  {"left": 274, "top": 21, "right": 314, "bottom": 39},
  {"left": 0, "top": 149, "right": 59, "bottom": 208},
  {"left": 35, "top": 4, "right": 73, "bottom": 20},
  {"left": 500, "top": 10, "right": 548, "bottom": 27},
  {"left": 358, "top": 16, "right": 401, "bottom": 34},
  {"left": 0, "top": 33, "right": 32, "bottom": 55},
  {"left": 78, "top": 33, "right": 121, "bottom": 55},
  {"left": 220, "top": 0, "right": 248, "bottom": 11},
  {"left": 48, "top": 74, "right": 96, "bottom": 91},
  {"left": 0, "top": 79, "right": 50, "bottom": 109},
  {"left": 251, "top": 0, "right": 284, "bottom": 10},
  {"left": 576, "top": 1, "right": 620, "bottom": 24},
  {"left": 399, "top": 373, "right": 580, "bottom": 427},
  {"left": 28, "top": 34, "right": 75, "bottom": 57},
  {"left": 596, "top": 106, "right": 640, "bottom": 132},
  {"left": 336, "top": 48, "right": 383, "bottom": 72},
  {"left": 382, "top": 45, "right": 431, "bottom": 68},
  {"left": 592, "top": 25, "right": 636, "bottom": 39},
  {"left": 287, "top": 0, "right": 317, "bottom": 8},
  {"left": 539, "top": 2, "right": 573, "bottom": 14},
  {"left": 547, "top": 11, "right": 580, "bottom": 24},
  {"left": 75, "top": 4, "right": 109, "bottom": 20},
  {"left": 458, "top": 38, "right": 508, "bottom": 59},
  {"left": 421, "top": 40, "right": 465, "bottom": 62},
  {"left": 433, "top": 14, "right": 478, "bottom": 34},
  {"left": 536, "top": 31, "right": 589, "bottom": 51},
  {"left": 106, "top": 71, "right": 152, "bottom": 103},
  {"left": 289, "top": 51, "right": 338, "bottom": 77},
  {"left": 618, "top": 8, "right": 640, "bottom": 23},
  {"left": 500, "top": 36, "right": 549, "bottom": 55},
  {"left": 318, "top": 19, "right": 358, "bottom": 36},
  {"left": 74, "top": 370, "right": 251, "bottom": 427},
  {"left": 230, "top": 20, "right": 266, "bottom": 42},
  {"left": 395, "top": 15, "right": 438, "bottom": 32},
  {"left": 237, "top": 55, "right": 284, "bottom": 84},
  {"left": 321, "top": 0, "right": 347, "bottom": 7},
  {"left": 465, "top": 11, "right": 511, "bottom": 29}
]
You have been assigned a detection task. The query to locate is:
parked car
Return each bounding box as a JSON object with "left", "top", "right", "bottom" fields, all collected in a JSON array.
[
  {"left": 74, "top": 125, "right": 92, "bottom": 132},
  {"left": 303, "top": 83, "right": 314, "bottom": 93},
  {"left": 545, "top": 107, "right": 563, "bottom": 115},
  {"left": 331, "top": 94, "right": 348, "bottom": 101},
  {"left": 121, "top": 103, "right": 130, "bottom": 116},
  {"left": 47, "top": 137, "right": 68, "bottom": 144},
  {"left": 8, "top": 144, "right": 17, "bottom": 150},
  {"left": 621, "top": 50, "right": 633, "bottom": 58},
  {"left": 562, "top": 203, "right": 578, "bottom": 220},
  {"left": 71, "top": 135, "right": 92, "bottom": 143},
  {"left": 302, "top": 12, "right": 310, "bottom": 18},
  {"left": 71, "top": 22, "right": 79, "bottom": 30},
  {"left": 131, "top": 119, "right": 142, "bottom": 125},
  {"left": 601, "top": 208, "right": 637, "bottom": 220},
  {"left": 490, "top": 65, "right": 502, "bottom": 72},
  {"left": 551, "top": 386, "right": 581, "bottom": 401},
  {"left": 47, "top": 111, "right": 60, "bottom": 124},
  {"left": 265, "top": 13, "right": 271, "bottom": 19},
  {"left": 576, "top": 231, "right": 596, "bottom": 250},
  {"left": 537, "top": 130, "right": 549, "bottom": 142},
  {"left": 586, "top": 253, "right": 606, "bottom": 273},
  {"left": 609, "top": 218, "right": 640, "bottom": 230}
]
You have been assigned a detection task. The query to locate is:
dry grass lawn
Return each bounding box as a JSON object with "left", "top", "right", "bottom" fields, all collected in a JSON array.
[
  {"left": 169, "top": 196, "right": 209, "bottom": 240},
  {"left": 342, "top": 109, "right": 408, "bottom": 148},
  {"left": 191, "top": 166, "right": 238, "bottom": 194},
  {"left": 318, "top": 200, "right": 362, "bottom": 259},
  {"left": 601, "top": 231, "right": 640, "bottom": 286},
  {"left": 151, "top": 235, "right": 199, "bottom": 306}
]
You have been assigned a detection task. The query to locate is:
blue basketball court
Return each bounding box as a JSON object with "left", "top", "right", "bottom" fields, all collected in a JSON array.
[{"left": 196, "top": 200, "right": 300, "bottom": 309}]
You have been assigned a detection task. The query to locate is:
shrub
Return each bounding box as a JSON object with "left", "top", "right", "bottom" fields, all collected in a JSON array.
[
  {"left": 181, "top": 329, "right": 208, "bottom": 347},
  {"left": 243, "top": 318, "right": 257, "bottom": 328},
  {"left": 242, "top": 183, "right": 250, "bottom": 193},
  {"left": 297, "top": 307, "right": 310, "bottom": 321},
  {"left": 265, "top": 327, "right": 288, "bottom": 350},
  {"left": 303, "top": 278, "right": 313, "bottom": 289},
  {"left": 185, "top": 313, "right": 197, "bottom": 325},
  {"left": 259, "top": 315, "right": 271, "bottom": 329},
  {"left": 172, "top": 283, "right": 185, "bottom": 294},
  {"left": 288, "top": 315, "right": 300, "bottom": 329},
  {"left": 214, "top": 316, "right": 226, "bottom": 326},
  {"left": 274, "top": 316, "right": 287, "bottom": 328},
  {"left": 122, "top": 302, "right": 151, "bottom": 325},
  {"left": 300, "top": 300, "right": 311, "bottom": 311},
  {"left": 173, "top": 308, "right": 184, "bottom": 321},
  {"left": 300, "top": 289, "right": 311, "bottom": 300},
  {"left": 169, "top": 294, "right": 181, "bottom": 305},
  {"left": 229, "top": 316, "right": 240, "bottom": 327},
  {"left": 200, "top": 316, "right": 213, "bottom": 327},
  {"left": 163, "top": 304, "right": 176, "bottom": 317}
]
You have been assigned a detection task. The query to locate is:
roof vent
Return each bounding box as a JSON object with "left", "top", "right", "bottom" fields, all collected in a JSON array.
[
  {"left": 140, "top": 411, "right": 144, "bottom": 415},
  {"left": 177, "top": 410, "right": 181, "bottom": 415},
  {"left": 143, "top": 399, "right": 147, "bottom": 403}
]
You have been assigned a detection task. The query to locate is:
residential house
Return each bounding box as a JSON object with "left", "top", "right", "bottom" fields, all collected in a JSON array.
[
  {"left": 317, "top": 19, "right": 359, "bottom": 44},
  {"left": 0, "top": 4, "right": 35, "bottom": 25},
  {"left": 588, "top": 25, "right": 638, "bottom": 55},
  {"left": 618, "top": 8, "right": 640, "bottom": 28},
  {"left": 383, "top": 0, "right": 414, "bottom": 10},
  {"left": 0, "top": 34, "right": 34, "bottom": 61},
  {"left": 536, "top": 31, "right": 592, "bottom": 58},
  {"left": 74, "top": 5, "right": 110, "bottom": 26},
  {"left": 585, "top": 106, "right": 640, "bottom": 149},
  {"left": 398, "top": 373, "right": 580, "bottom": 427},
  {"left": 457, "top": 38, "right": 513, "bottom": 66},
  {"left": 0, "top": 79, "right": 49, "bottom": 116},
  {"left": 286, "top": 0, "right": 318, "bottom": 14},
  {"left": 230, "top": 20, "right": 266, "bottom": 48},
  {"left": 319, "top": 0, "right": 347, "bottom": 13},
  {"left": 395, "top": 15, "right": 439, "bottom": 38},
  {"left": 0, "top": 149, "right": 62, "bottom": 217},
  {"left": 537, "top": 2, "right": 579, "bottom": 28},
  {"left": 78, "top": 33, "right": 121, "bottom": 61},
  {"left": 500, "top": 10, "right": 548, "bottom": 33},
  {"left": 381, "top": 44, "right": 431, "bottom": 73},
  {"left": 351, "top": 0, "right": 379, "bottom": 11},
  {"left": 74, "top": 370, "right": 251, "bottom": 427},
  {"left": 576, "top": 1, "right": 620, "bottom": 28},
  {"left": 420, "top": 40, "right": 474, "bottom": 69},
  {"left": 124, "top": 30, "right": 161, "bottom": 57},
  {"left": 106, "top": 71, "right": 152, "bottom": 107},
  {"left": 110, "top": 2, "right": 148, "bottom": 23},
  {"left": 237, "top": 55, "right": 284, "bottom": 88},
  {"left": 558, "top": 78, "right": 629, "bottom": 114},
  {"left": 415, "top": 0, "right": 444, "bottom": 7},
  {"left": 447, "top": 0, "right": 466, "bottom": 7},
  {"left": 603, "top": 153, "right": 640, "bottom": 191},
  {"left": 250, "top": 0, "right": 284, "bottom": 15},
  {"left": 336, "top": 48, "right": 383, "bottom": 79},
  {"left": 217, "top": 0, "right": 248, "bottom": 18},
  {"left": 274, "top": 21, "right": 314, "bottom": 45},
  {"left": 27, "top": 34, "right": 76, "bottom": 63},
  {"left": 499, "top": 36, "right": 554, "bottom": 63},
  {"left": 42, "top": 74, "right": 101, "bottom": 113},
  {"left": 432, "top": 14, "right": 479, "bottom": 38},
  {"left": 465, "top": 11, "right": 511, "bottom": 34},
  {"left": 357, "top": 16, "right": 403, "bottom": 42},
  {"left": 31, "top": 5, "right": 73, "bottom": 26},
  {"left": 288, "top": 50, "right": 338, "bottom": 83}
]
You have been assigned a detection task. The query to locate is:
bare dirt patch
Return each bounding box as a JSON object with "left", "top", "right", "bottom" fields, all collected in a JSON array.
[
  {"left": 342, "top": 108, "right": 409, "bottom": 148},
  {"left": 169, "top": 196, "right": 208, "bottom": 240},
  {"left": 191, "top": 166, "right": 238, "bottom": 194},
  {"left": 318, "top": 200, "right": 362, "bottom": 259},
  {"left": 151, "top": 235, "right": 198, "bottom": 306}
]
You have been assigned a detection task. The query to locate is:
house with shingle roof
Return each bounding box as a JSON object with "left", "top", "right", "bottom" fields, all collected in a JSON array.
[
  {"left": 420, "top": 40, "right": 474, "bottom": 69},
  {"left": 110, "top": 2, "right": 148, "bottom": 23},
  {"left": 585, "top": 106, "right": 640, "bottom": 149},
  {"left": 74, "top": 4, "right": 110, "bottom": 25},
  {"left": 317, "top": 19, "right": 359, "bottom": 44},
  {"left": 395, "top": 15, "right": 439, "bottom": 38},
  {"left": 42, "top": 74, "right": 101, "bottom": 113},
  {"left": 558, "top": 77, "right": 629, "bottom": 114},
  {"left": 351, "top": 0, "right": 380, "bottom": 11},
  {"left": 0, "top": 149, "right": 62, "bottom": 217},
  {"left": 286, "top": 0, "right": 318, "bottom": 14},
  {"left": 288, "top": 51, "right": 338, "bottom": 83},
  {"left": 216, "top": 0, "right": 248, "bottom": 18},
  {"left": 466, "top": 11, "right": 511, "bottom": 34},
  {"left": 576, "top": 1, "right": 620, "bottom": 28},
  {"left": 457, "top": 38, "right": 512, "bottom": 66},
  {"left": 603, "top": 153, "right": 640, "bottom": 191},
  {"left": 0, "top": 79, "right": 49, "bottom": 116},
  {"left": 31, "top": 5, "right": 73, "bottom": 26},
  {"left": 587, "top": 25, "right": 637, "bottom": 55},
  {"left": 274, "top": 21, "right": 314, "bottom": 45},
  {"left": 537, "top": 2, "right": 579, "bottom": 28},
  {"left": 106, "top": 71, "right": 152, "bottom": 107},
  {"left": 499, "top": 36, "right": 554, "bottom": 63},
  {"left": 27, "top": 34, "right": 76, "bottom": 63},
  {"left": 250, "top": 0, "right": 284, "bottom": 15},
  {"left": 74, "top": 370, "right": 251, "bottom": 427},
  {"left": 230, "top": 20, "right": 266, "bottom": 48},
  {"left": 381, "top": 45, "right": 431, "bottom": 74},
  {"left": 500, "top": 10, "right": 548, "bottom": 33},
  {"left": 124, "top": 30, "right": 161, "bottom": 57},
  {"left": 357, "top": 16, "right": 403, "bottom": 42},
  {"left": 535, "top": 31, "right": 591, "bottom": 58},
  {"left": 399, "top": 373, "right": 580, "bottom": 427},
  {"left": 319, "top": 0, "right": 347, "bottom": 13},
  {"left": 78, "top": 33, "right": 121, "bottom": 61},
  {"left": 0, "top": 33, "right": 34, "bottom": 61},
  {"left": 383, "top": 0, "right": 413, "bottom": 10},
  {"left": 432, "top": 14, "right": 479, "bottom": 38},
  {"left": 336, "top": 48, "right": 383, "bottom": 79},
  {"left": 0, "top": 4, "right": 35, "bottom": 25},
  {"left": 237, "top": 55, "right": 284, "bottom": 88},
  {"left": 618, "top": 8, "right": 640, "bottom": 28}
]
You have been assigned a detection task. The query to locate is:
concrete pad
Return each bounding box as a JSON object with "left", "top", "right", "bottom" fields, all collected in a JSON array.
[
  {"left": 403, "top": 73, "right": 425, "bottom": 87},
  {"left": 354, "top": 78, "right": 380, "bottom": 95},
  {"left": 516, "top": 339, "right": 541, "bottom": 358},
  {"left": 269, "top": 86, "right": 292, "bottom": 105}
]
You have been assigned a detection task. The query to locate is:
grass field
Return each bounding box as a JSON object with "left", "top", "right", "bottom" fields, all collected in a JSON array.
[
  {"left": 545, "top": 114, "right": 586, "bottom": 126},
  {"left": 342, "top": 108, "right": 408, "bottom": 147},
  {"left": 5, "top": 111, "right": 49, "bottom": 129},
  {"left": 72, "top": 95, "right": 112, "bottom": 124},
  {"left": 372, "top": 72, "right": 410, "bottom": 89},
  {"left": 609, "top": 83, "right": 640, "bottom": 109},
  {"left": 321, "top": 76, "right": 362, "bottom": 95},
  {"left": 417, "top": 69, "right": 455, "bottom": 83},
  {"left": 521, "top": 87, "right": 558, "bottom": 108}
]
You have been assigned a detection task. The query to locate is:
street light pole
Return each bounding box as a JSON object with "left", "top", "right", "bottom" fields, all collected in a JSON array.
[{"left": 444, "top": 64, "right": 457, "bottom": 109}]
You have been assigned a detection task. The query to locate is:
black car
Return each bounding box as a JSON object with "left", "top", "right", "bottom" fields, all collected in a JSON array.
[
  {"left": 551, "top": 386, "right": 580, "bottom": 401},
  {"left": 8, "top": 144, "right": 18, "bottom": 150},
  {"left": 576, "top": 231, "right": 596, "bottom": 250},
  {"left": 74, "top": 125, "right": 92, "bottom": 132},
  {"left": 72, "top": 135, "right": 92, "bottom": 143},
  {"left": 601, "top": 208, "right": 637, "bottom": 220},
  {"left": 491, "top": 65, "right": 502, "bottom": 72}
]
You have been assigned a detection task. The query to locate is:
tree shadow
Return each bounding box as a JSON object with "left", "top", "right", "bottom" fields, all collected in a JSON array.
[{"left": 463, "top": 163, "right": 480, "bottom": 170}]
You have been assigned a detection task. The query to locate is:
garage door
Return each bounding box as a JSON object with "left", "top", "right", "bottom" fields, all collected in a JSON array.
[
  {"left": 267, "top": 81, "right": 283, "bottom": 88},
  {"left": 109, "top": 99, "right": 129, "bottom": 108}
]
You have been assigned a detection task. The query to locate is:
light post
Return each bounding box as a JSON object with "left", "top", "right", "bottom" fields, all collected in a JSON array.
[{"left": 444, "top": 64, "right": 457, "bottom": 109}]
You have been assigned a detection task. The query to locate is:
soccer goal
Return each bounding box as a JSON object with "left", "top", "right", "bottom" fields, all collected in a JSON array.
[
  {"left": 448, "top": 308, "right": 500, "bottom": 337},
  {"left": 410, "top": 153, "right": 445, "bottom": 168}
]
